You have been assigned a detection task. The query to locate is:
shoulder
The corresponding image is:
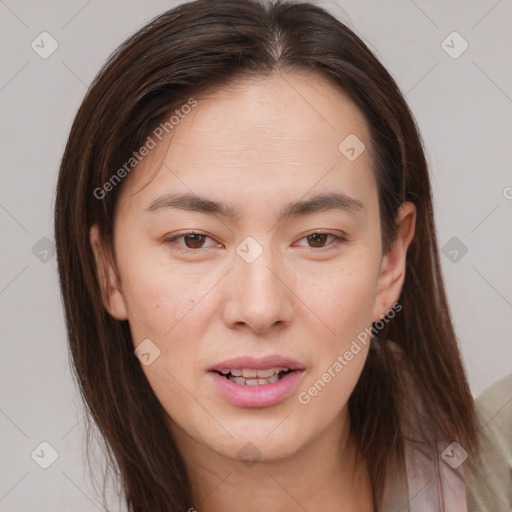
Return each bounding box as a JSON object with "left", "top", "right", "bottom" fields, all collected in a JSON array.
[{"left": 466, "top": 373, "right": 512, "bottom": 511}]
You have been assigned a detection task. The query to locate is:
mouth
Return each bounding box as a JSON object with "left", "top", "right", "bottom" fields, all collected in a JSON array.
[
  {"left": 207, "top": 355, "right": 305, "bottom": 407},
  {"left": 212, "top": 367, "right": 294, "bottom": 386},
  {"left": 208, "top": 365, "right": 305, "bottom": 408}
]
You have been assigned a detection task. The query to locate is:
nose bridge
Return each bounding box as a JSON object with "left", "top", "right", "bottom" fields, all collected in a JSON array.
[
  {"left": 228, "top": 235, "right": 293, "bottom": 331},
  {"left": 236, "top": 235, "right": 283, "bottom": 300}
]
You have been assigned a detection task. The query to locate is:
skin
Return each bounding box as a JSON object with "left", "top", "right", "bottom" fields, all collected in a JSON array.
[{"left": 90, "top": 71, "right": 416, "bottom": 512}]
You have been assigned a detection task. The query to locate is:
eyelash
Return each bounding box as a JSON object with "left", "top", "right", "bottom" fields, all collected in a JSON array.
[{"left": 163, "top": 230, "right": 347, "bottom": 253}]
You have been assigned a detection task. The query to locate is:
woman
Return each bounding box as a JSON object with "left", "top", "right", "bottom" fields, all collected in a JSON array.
[{"left": 54, "top": 0, "right": 512, "bottom": 510}]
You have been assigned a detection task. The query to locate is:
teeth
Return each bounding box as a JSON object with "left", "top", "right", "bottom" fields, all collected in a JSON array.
[
  {"left": 217, "top": 367, "right": 294, "bottom": 385},
  {"left": 256, "top": 368, "right": 276, "bottom": 378},
  {"left": 260, "top": 374, "right": 279, "bottom": 385},
  {"left": 242, "top": 369, "right": 258, "bottom": 378},
  {"left": 229, "top": 374, "right": 280, "bottom": 385},
  {"left": 219, "top": 367, "right": 287, "bottom": 378}
]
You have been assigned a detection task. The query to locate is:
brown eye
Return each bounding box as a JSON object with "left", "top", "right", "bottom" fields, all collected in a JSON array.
[
  {"left": 294, "top": 231, "right": 347, "bottom": 250},
  {"left": 307, "top": 233, "right": 331, "bottom": 248},
  {"left": 183, "top": 233, "right": 206, "bottom": 249},
  {"left": 164, "top": 231, "right": 219, "bottom": 252}
]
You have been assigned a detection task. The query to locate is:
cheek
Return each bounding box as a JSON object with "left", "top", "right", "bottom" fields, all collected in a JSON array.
[
  {"left": 119, "top": 257, "right": 209, "bottom": 404},
  {"left": 117, "top": 246, "right": 210, "bottom": 338},
  {"left": 295, "top": 263, "right": 376, "bottom": 417},
  {"left": 297, "top": 255, "right": 379, "bottom": 342}
]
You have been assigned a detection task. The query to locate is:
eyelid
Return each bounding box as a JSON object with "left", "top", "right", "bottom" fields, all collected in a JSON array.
[
  {"left": 164, "top": 229, "right": 348, "bottom": 252},
  {"left": 292, "top": 230, "right": 347, "bottom": 249},
  {"left": 164, "top": 231, "right": 220, "bottom": 251},
  {"left": 295, "top": 228, "right": 348, "bottom": 240}
]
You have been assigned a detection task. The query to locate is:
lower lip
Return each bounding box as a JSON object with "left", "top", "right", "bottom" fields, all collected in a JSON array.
[{"left": 209, "top": 370, "right": 304, "bottom": 408}]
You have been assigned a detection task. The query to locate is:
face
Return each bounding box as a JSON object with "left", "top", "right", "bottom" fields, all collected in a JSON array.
[{"left": 90, "top": 71, "right": 415, "bottom": 467}]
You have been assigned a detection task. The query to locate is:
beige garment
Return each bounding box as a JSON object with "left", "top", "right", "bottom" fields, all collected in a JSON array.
[
  {"left": 378, "top": 339, "right": 512, "bottom": 511},
  {"left": 465, "top": 372, "right": 512, "bottom": 511}
]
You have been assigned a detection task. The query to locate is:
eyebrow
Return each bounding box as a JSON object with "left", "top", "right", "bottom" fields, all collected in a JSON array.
[{"left": 145, "top": 191, "right": 366, "bottom": 222}]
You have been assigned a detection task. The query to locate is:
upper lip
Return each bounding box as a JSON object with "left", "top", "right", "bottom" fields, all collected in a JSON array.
[{"left": 208, "top": 355, "right": 305, "bottom": 372}]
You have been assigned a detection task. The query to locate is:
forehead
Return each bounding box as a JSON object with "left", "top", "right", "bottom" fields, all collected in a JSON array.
[
  {"left": 116, "top": 71, "right": 376, "bottom": 219},
  {"left": 172, "top": 71, "right": 369, "bottom": 156}
]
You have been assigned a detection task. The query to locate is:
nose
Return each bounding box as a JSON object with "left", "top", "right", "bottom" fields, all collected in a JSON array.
[{"left": 222, "top": 242, "right": 295, "bottom": 334}]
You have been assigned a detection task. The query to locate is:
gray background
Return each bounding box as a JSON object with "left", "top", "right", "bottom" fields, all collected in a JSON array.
[{"left": 1, "top": 0, "right": 511, "bottom": 510}]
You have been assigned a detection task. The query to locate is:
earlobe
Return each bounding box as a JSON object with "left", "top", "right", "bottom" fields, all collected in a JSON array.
[
  {"left": 372, "top": 202, "right": 416, "bottom": 322},
  {"left": 89, "top": 224, "right": 129, "bottom": 321}
]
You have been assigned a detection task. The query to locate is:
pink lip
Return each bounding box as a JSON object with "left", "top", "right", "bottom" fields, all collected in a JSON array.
[
  {"left": 208, "top": 355, "right": 305, "bottom": 372},
  {"left": 209, "top": 369, "right": 304, "bottom": 408}
]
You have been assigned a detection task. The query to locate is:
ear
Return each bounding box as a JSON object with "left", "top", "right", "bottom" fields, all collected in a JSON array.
[
  {"left": 372, "top": 202, "right": 416, "bottom": 322},
  {"left": 89, "top": 223, "right": 129, "bottom": 321}
]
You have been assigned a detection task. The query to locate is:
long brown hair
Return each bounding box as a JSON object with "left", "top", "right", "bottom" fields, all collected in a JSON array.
[{"left": 54, "top": 0, "right": 479, "bottom": 510}]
